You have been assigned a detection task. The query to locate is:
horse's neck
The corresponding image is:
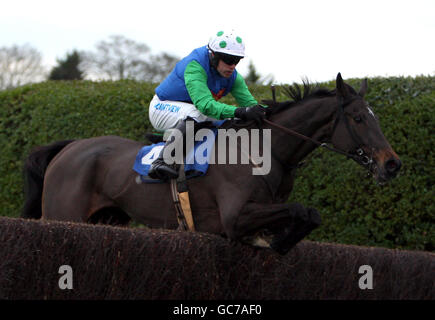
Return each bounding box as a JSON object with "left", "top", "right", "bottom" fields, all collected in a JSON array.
[{"left": 271, "top": 96, "right": 337, "bottom": 167}]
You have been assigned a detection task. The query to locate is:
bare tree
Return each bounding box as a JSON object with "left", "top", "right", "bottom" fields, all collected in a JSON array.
[
  {"left": 0, "top": 44, "right": 46, "bottom": 90},
  {"left": 81, "top": 35, "right": 178, "bottom": 82},
  {"left": 139, "top": 52, "right": 178, "bottom": 82},
  {"left": 81, "top": 35, "right": 149, "bottom": 80}
]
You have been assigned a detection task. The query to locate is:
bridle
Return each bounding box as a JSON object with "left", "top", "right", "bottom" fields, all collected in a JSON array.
[{"left": 263, "top": 96, "right": 375, "bottom": 169}]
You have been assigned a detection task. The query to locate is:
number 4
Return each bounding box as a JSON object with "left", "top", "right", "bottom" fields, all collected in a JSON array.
[{"left": 141, "top": 145, "right": 164, "bottom": 165}]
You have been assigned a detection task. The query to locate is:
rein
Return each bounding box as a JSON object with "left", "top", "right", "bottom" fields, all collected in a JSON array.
[
  {"left": 263, "top": 118, "right": 356, "bottom": 159},
  {"left": 263, "top": 98, "right": 374, "bottom": 167}
]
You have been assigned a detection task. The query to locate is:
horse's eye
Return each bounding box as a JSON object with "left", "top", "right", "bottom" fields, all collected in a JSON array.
[{"left": 354, "top": 116, "right": 362, "bottom": 123}]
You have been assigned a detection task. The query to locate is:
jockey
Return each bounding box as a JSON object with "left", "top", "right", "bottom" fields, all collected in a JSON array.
[{"left": 148, "top": 29, "right": 267, "bottom": 180}]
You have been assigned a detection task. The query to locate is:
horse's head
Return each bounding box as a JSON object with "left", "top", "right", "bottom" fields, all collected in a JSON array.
[{"left": 330, "top": 73, "right": 401, "bottom": 183}]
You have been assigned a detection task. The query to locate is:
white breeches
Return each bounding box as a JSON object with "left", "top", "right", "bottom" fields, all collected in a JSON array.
[{"left": 149, "top": 94, "right": 217, "bottom": 131}]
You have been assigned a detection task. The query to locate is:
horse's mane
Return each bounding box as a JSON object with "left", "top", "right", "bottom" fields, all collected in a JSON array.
[{"left": 263, "top": 80, "right": 336, "bottom": 115}]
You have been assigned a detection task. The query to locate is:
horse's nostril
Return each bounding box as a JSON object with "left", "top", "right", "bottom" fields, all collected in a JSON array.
[{"left": 386, "top": 158, "right": 401, "bottom": 173}]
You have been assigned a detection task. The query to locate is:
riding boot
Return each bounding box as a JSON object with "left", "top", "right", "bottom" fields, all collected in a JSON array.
[{"left": 148, "top": 119, "right": 188, "bottom": 180}]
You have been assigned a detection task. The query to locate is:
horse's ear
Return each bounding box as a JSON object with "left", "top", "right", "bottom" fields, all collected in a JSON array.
[
  {"left": 359, "top": 78, "right": 368, "bottom": 97},
  {"left": 336, "top": 72, "right": 350, "bottom": 99}
]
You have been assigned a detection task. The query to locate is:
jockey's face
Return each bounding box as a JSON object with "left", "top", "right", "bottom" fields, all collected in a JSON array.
[{"left": 216, "top": 59, "right": 237, "bottom": 78}]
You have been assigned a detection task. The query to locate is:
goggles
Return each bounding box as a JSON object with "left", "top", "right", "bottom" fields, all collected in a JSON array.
[{"left": 216, "top": 52, "right": 242, "bottom": 66}]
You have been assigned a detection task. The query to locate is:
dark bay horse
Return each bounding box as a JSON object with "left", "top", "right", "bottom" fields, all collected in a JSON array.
[{"left": 21, "top": 74, "right": 401, "bottom": 254}]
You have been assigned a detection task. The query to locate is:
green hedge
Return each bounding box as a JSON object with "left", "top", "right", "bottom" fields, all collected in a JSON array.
[
  {"left": 0, "top": 76, "right": 433, "bottom": 251},
  {"left": 0, "top": 80, "right": 156, "bottom": 217}
]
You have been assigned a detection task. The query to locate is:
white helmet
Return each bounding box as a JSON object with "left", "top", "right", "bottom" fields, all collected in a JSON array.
[{"left": 208, "top": 30, "right": 245, "bottom": 57}]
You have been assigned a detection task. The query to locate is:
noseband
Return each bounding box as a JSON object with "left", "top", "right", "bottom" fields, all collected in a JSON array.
[
  {"left": 264, "top": 97, "right": 374, "bottom": 169},
  {"left": 333, "top": 96, "right": 374, "bottom": 168}
]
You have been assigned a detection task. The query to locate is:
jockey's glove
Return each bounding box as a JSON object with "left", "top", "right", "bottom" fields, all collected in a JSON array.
[{"left": 234, "top": 105, "right": 267, "bottom": 126}]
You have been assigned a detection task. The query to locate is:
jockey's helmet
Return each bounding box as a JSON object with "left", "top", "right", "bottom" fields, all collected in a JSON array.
[{"left": 208, "top": 30, "right": 245, "bottom": 57}]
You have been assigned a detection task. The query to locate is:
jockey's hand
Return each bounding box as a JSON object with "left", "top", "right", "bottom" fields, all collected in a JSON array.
[{"left": 234, "top": 105, "right": 267, "bottom": 125}]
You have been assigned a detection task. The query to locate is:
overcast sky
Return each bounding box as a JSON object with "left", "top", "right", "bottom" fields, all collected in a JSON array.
[{"left": 1, "top": 0, "right": 434, "bottom": 84}]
